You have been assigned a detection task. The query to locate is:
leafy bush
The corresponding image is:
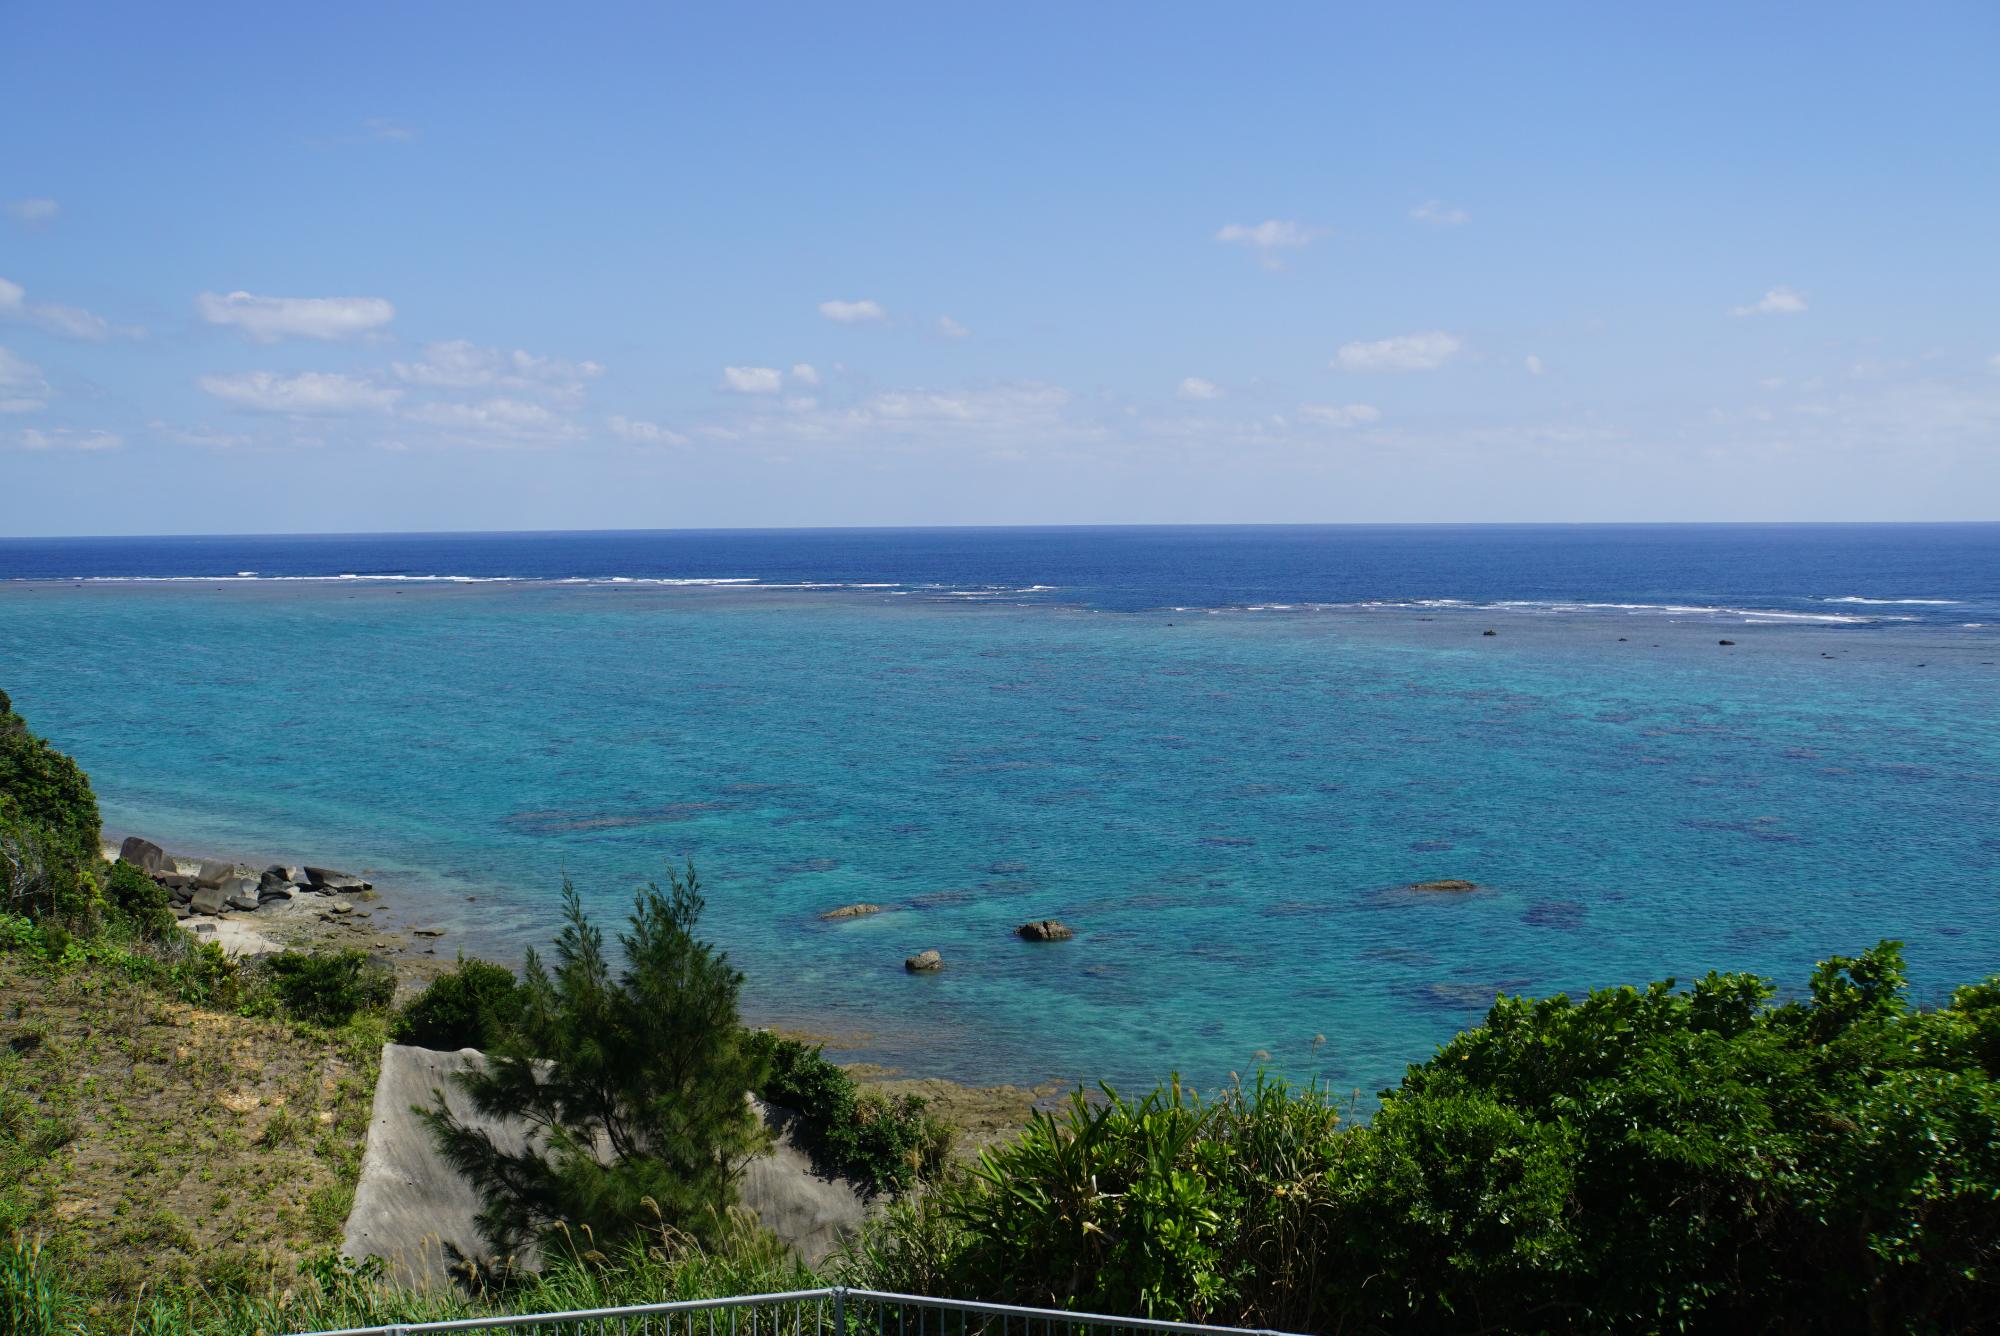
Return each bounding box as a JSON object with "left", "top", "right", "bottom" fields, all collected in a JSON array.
[
  {"left": 259, "top": 950, "right": 396, "bottom": 1027},
  {"left": 748, "top": 1031, "right": 954, "bottom": 1193},
  {"left": 104, "top": 858, "right": 176, "bottom": 940},
  {"left": 845, "top": 943, "right": 2000, "bottom": 1332},
  {"left": 423, "top": 868, "right": 770, "bottom": 1257},
  {"left": 390, "top": 956, "right": 524, "bottom": 1051},
  {"left": 0, "top": 693, "right": 103, "bottom": 928}
]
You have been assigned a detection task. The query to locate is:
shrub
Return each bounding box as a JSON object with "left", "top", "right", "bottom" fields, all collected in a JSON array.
[
  {"left": 748, "top": 1031, "right": 954, "bottom": 1193},
  {"left": 844, "top": 943, "right": 2000, "bottom": 1332},
  {"left": 390, "top": 957, "right": 524, "bottom": 1051},
  {"left": 0, "top": 694, "right": 103, "bottom": 928},
  {"left": 260, "top": 950, "right": 396, "bottom": 1028},
  {"left": 104, "top": 859, "right": 175, "bottom": 941}
]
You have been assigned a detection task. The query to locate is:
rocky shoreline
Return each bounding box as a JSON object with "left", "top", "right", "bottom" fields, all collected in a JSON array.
[{"left": 102, "top": 831, "right": 1060, "bottom": 1134}]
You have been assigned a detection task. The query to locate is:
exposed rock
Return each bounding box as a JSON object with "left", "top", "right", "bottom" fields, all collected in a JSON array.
[
  {"left": 819, "top": 903, "right": 883, "bottom": 920},
  {"left": 1410, "top": 879, "right": 1480, "bottom": 893},
  {"left": 1015, "top": 919, "right": 1074, "bottom": 942},
  {"left": 225, "top": 877, "right": 263, "bottom": 911},
  {"left": 196, "top": 859, "right": 250, "bottom": 888},
  {"left": 904, "top": 949, "right": 944, "bottom": 973},
  {"left": 189, "top": 884, "right": 230, "bottom": 915},
  {"left": 413, "top": 927, "right": 444, "bottom": 938},
  {"left": 1482, "top": 629, "right": 1497, "bottom": 636},
  {"left": 1718, "top": 639, "right": 1736, "bottom": 646},
  {"left": 117, "top": 836, "right": 166, "bottom": 875},
  {"left": 328, "top": 902, "right": 355, "bottom": 916},
  {"left": 258, "top": 886, "right": 294, "bottom": 903},
  {"left": 305, "top": 866, "right": 368, "bottom": 891}
]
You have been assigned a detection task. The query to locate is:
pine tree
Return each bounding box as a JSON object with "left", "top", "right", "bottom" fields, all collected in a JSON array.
[{"left": 422, "top": 865, "right": 770, "bottom": 1258}]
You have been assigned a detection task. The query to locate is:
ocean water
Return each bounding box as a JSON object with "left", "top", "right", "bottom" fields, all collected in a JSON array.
[{"left": 1, "top": 525, "right": 1996, "bottom": 1097}]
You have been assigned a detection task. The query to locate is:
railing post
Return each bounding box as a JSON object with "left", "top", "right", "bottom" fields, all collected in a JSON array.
[{"left": 833, "top": 1286, "right": 848, "bottom": 1336}]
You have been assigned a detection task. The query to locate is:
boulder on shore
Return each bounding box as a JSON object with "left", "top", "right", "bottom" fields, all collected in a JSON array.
[
  {"left": 819, "top": 903, "right": 883, "bottom": 920},
  {"left": 904, "top": 949, "right": 944, "bottom": 973},
  {"left": 1410, "top": 879, "right": 1480, "bottom": 893},
  {"left": 117, "top": 836, "right": 167, "bottom": 876},
  {"left": 306, "top": 866, "right": 370, "bottom": 892},
  {"left": 1015, "top": 919, "right": 1074, "bottom": 942},
  {"left": 196, "top": 859, "right": 249, "bottom": 888},
  {"left": 189, "top": 884, "right": 230, "bottom": 915}
]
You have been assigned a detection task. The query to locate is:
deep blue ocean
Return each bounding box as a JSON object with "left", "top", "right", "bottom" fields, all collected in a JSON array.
[{"left": 2, "top": 525, "right": 1996, "bottom": 1097}]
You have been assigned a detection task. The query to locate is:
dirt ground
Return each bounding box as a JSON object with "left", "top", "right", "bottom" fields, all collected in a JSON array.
[{"left": 0, "top": 956, "right": 380, "bottom": 1299}]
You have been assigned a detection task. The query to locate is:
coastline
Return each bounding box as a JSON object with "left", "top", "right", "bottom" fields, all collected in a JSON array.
[{"left": 107, "top": 828, "right": 1062, "bottom": 1142}]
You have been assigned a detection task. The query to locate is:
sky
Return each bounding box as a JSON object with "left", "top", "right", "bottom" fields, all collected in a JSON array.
[{"left": 2, "top": 2, "right": 1998, "bottom": 534}]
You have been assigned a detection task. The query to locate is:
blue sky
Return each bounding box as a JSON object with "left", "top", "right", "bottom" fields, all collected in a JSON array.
[{"left": 3, "top": 2, "right": 1998, "bottom": 534}]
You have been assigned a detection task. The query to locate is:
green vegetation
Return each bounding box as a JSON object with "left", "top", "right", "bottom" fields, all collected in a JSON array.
[
  {"left": 256, "top": 948, "right": 397, "bottom": 1027},
  {"left": 843, "top": 942, "right": 2000, "bottom": 1332},
  {"left": 0, "top": 689, "right": 104, "bottom": 928},
  {"left": 747, "top": 1030, "right": 956, "bottom": 1193},
  {"left": 390, "top": 955, "right": 524, "bottom": 1050},
  {"left": 422, "top": 870, "right": 770, "bottom": 1258}
]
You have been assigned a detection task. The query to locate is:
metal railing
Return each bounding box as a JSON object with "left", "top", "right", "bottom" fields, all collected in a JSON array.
[{"left": 290, "top": 1286, "right": 1302, "bottom": 1336}]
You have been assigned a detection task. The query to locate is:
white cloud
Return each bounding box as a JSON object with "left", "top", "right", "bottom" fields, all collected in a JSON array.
[
  {"left": 1524, "top": 355, "right": 1545, "bottom": 376},
  {"left": 4, "top": 199, "right": 59, "bottom": 226},
  {"left": 866, "top": 384, "right": 1072, "bottom": 425},
  {"left": 148, "top": 420, "right": 253, "bottom": 448},
  {"left": 13, "top": 426, "right": 120, "bottom": 451},
  {"left": 1298, "top": 403, "right": 1382, "bottom": 428},
  {"left": 1409, "top": 200, "right": 1470, "bottom": 227},
  {"left": 196, "top": 290, "right": 395, "bottom": 342},
  {"left": 1333, "top": 331, "right": 1462, "bottom": 372},
  {"left": 608, "top": 415, "right": 689, "bottom": 446},
  {"left": 789, "top": 363, "right": 821, "bottom": 387},
  {"left": 1215, "top": 219, "right": 1327, "bottom": 268},
  {"left": 936, "top": 315, "right": 969, "bottom": 340},
  {"left": 393, "top": 340, "right": 602, "bottom": 398},
  {"left": 1730, "top": 287, "right": 1808, "bottom": 317},
  {"left": 0, "top": 275, "right": 139, "bottom": 340},
  {"left": 721, "top": 366, "right": 785, "bottom": 394},
  {"left": 198, "top": 370, "right": 401, "bottom": 414},
  {"left": 1987, "top": 353, "right": 2000, "bottom": 373},
  {"left": 1177, "top": 377, "right": 1224, "bottom": 401},
  {"left": 0, "top": 346, "right": 48, "bottom": 413},
  {"left": 363, "top": 118, "right": 415, "bottom": 142},
  {"left": 1216, "top": 220, "right": 1321, "bottom": 250},
  {"left": 405, "top": 397, "right": 576, "bottom": 442},
  {"left": 819, "top": 299, "right": 887, "bottom": 324}
]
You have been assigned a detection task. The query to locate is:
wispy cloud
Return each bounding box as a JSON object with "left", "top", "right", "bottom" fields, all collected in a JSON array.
[
  {"left": 608, "top": 415, "right": 689, "bottom": 446},
  {"left": 1409, "top": 200, "right": 1470, "bottom": 227},
  {"left": 405, "top": 397, "right": 578, "bottom": 443},
  {"left": 12, "top": 426, "right": 121, "bottom": 451},
  {"left": 393, "top": 340, "right": 602, "bottom": 398},
  {"left": 4, "top": 198, "right": 59, "bottom": 227},
  {"left": 1333, "top": 331, "right": 1462, "bottom": 372},
  {"left": 198, "top": 370, "right": 401, "bottom": 414},
  {"left": 1298, "top": 403, "right": 1381, "bottom": 428},
  {"left": 197, "top": 291, "right": 395, "bottom": 342},
  {"left": 1215, "top": 219, "right": 1326, "bottom": 267},
  {"left": 363, "top": 118, "right": 416, "bottom": 142},
  {"left": 720, "top": 366, "right": 785, "bottom": 394},
  {"left": 1730, "top": 287, "right": 1808, "bottom": 317},
  {"left": 0, "top": 275, "right": 142, "bottom": 341},
  {"left": 148, "top": 420, "right": 253, "bottom": 448},
  {"left": 819, "top": 299, "right": 888, "bottom": 324},
  {"left": 936, "top": 315, "right": 970, "bottom": 340},
  {"left": 789, "top": 363, "right": 821, "bottom": 387},
  {"left": 1177, "top": 377, "right": 1224, "bottom": 401},
  {"left": 0, "top": 346, "right": 48, "bottom": 413},
  {"left": 1524, "top": 354, "right": 1546, "bottom": 376}
]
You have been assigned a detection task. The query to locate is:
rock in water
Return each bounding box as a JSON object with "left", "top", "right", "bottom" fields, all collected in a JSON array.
[
  {"left": 904, "top": 949, "right": 944, "bottom": 972},
  {"left": 306, "top": 866, "right": 368, "bottom": 892},
  {"left": 819, "top": 903, "right": 883, "bottom": 920},
  {"left": 1016, "top": 919, "right": 1074, "bottom": 942},
  {"left": 117, "top": 836, "right": 166, "bottom": 875},
  {"left": 1410, "top": 879, "right": 1480, "bottom": 892}
]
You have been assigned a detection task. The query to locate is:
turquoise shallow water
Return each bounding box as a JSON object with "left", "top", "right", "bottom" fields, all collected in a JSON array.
[{"left": 2, "top": 576, "right": 1997, "bottom": 1096}]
